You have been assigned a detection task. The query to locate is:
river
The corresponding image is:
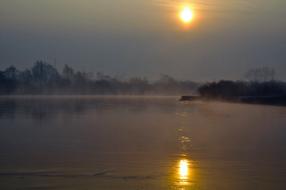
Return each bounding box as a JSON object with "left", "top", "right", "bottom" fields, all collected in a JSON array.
[{"left": 0, "top": 96, "right": 286, "bottom": 190}]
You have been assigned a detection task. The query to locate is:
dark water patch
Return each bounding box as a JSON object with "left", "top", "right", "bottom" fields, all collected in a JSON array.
[
  {"left": 0, "top": 170, "right": 158, "bottom": 181},
  {"left": 0, "top": 170, "right": 110, "bottom": 178},
  {"left": 110, "top": 175, "right": 157, "bottom": 180}
]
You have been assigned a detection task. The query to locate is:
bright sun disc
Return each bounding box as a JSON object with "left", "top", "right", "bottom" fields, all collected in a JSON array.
[{"left": 180, "top": 6, "right": 193, "bottom": 23}]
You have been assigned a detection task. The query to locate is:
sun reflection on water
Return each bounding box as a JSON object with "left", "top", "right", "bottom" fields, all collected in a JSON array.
[
  {"left": 178, "top": 158, "right": 191, "bottom": 186},
  {"left": 172, "top": 156, "right": 194, "bottom": 189}
]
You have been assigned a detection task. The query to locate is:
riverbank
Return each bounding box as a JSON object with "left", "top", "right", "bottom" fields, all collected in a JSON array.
[{"left": 180, "top": 95, "right": 286, "bottom": 106}]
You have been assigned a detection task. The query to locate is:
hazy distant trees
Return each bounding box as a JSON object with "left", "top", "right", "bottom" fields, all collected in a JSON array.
[
  {"left": 62, "top": 65, "right": 75, "bottom": 80},
  {"left": 0, "top": 61, "right": 198, "bottom": 95},
  {"left": 1, "top": 61, "right": 285, "bottom": 97},
  {"left": 153, "top": 74, "right": 198, "bottom": 94},
  {"left": 3, "top": 66, "right": 18, "bottom": 80},
  {"left": 0, "top": 71, "right": 15, "bottom": 94},
  {"left": 31, "top": 61, "right": 61, "bottom": 90}
]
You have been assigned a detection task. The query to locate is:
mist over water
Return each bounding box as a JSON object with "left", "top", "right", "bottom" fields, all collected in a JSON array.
[{"left": 1, "top": 96, "right": 286, "bottom": 189}]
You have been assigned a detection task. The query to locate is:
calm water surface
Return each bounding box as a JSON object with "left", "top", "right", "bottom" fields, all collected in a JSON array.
[{"left": 0, "top": 96, "right": 286, "bottom": 190}]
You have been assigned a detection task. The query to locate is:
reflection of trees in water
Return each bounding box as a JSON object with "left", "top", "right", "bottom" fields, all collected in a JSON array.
[{"left": 0, "top": 97, "right": 178, "bottom": 120}]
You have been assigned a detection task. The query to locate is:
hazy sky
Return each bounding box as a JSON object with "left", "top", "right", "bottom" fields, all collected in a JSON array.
[{"left": 1, "top": 0, "right": 286, "bottom": 80}]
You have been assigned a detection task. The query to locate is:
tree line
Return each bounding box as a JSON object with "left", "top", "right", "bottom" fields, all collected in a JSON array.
[
  {"left": 199, "top": 80, "right": 286, "bottom": 100},
  {"left": 0, "top": 61, "right": 199, "bottom": 95},
  {"left": 198, "top": 67, "right": 286, "bottom": 100}
]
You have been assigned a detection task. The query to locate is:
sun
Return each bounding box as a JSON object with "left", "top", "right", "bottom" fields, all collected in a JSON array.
[{"left": 179, "top": 6, "right": 194, "bottom": 23}]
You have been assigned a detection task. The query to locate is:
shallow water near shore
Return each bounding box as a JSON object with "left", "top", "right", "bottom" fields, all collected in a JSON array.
[{"left": 0, "top": 96, "right": 286, "bottom": 190}]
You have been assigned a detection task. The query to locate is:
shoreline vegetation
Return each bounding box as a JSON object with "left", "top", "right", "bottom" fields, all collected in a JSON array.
[
  {"left": 1, "top": 61, "right": 286, "bottom": 106},
  {"left": 0, "top": 61, "right": 198, "bottom": 95},
  {"left": 181, "top": 80, "right": 286, "bottom": 106}
]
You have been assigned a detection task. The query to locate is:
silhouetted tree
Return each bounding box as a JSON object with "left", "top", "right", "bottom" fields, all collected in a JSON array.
[
  {"left": 31, "top": 61, "right": 60, "bottom": 89},
  {"left": 62, "top": 64, "right": 75, "bottom": 81},
  {"left": 0, "top": 69, "right": 17, "bottom": 94},
  {"left": 3, "top": 66, "right": 19, "bottom": 79}
]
